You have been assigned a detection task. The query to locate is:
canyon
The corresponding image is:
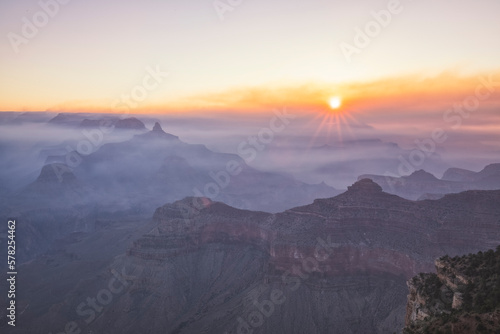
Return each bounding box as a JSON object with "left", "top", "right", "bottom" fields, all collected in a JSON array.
[{"left": 3, "top": 179, "right": 500, "bottom": 333}]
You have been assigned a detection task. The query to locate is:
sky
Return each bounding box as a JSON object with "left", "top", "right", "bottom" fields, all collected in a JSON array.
[{"left": 0, "top": 0, "right": 499, "bottom": 113}]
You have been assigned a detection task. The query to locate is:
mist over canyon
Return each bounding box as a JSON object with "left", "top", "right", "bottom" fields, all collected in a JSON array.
[
  {"left": 2, "top": 0, "right": 500, "bottom": 332},
  {"left": 0, "top": 112, "right": 499, "bottom": 334}
]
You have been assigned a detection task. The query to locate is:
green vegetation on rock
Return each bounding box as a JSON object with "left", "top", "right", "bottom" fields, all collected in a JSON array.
[{"left": 404, "top": 245, "right": 500, "bottom": 334}]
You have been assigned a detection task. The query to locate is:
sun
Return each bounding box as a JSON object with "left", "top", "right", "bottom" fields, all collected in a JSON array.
[
  {"left": 306, "top": 95, "right": 358, "bottom": 148},
  {"left": 328, "top": 96, "right": 342, "bottom": 110}
]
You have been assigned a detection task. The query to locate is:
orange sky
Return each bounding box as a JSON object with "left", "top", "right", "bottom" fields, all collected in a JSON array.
[
  {"left": 7, "top": 70, "right": 494, "bottom": 119},
  {"left": 72, "top": 70, "right": 500, "bottom": 118},
  {"left": 1, "top": 0, "right": 499, "bottom": 113}
]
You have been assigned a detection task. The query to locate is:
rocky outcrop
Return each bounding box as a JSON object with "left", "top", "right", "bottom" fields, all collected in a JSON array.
[
  {"left": 152, "top": 121, "right": 163, "bottom": 132},
  {"left": 135, "top": 121, "right": 179, "bottom": 140},
  {"left": 405, "top": 276, "right": 434, "bottom": 324},
  {"left": 404, "top": 247, "right": 500, "bottom": 333},
  {"left": 434, "top": 258, "right": 470, "bottom": 290},
  {"left": 347, "top": 177, "right": 383, "bottom": 193},
  {"left": 404, "top": 260, "right": 458, "bottom": 326}
]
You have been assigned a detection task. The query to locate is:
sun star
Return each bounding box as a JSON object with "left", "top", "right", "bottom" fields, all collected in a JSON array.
[{"left": 328, "top": 96, "right": 342, "bottom": 110}]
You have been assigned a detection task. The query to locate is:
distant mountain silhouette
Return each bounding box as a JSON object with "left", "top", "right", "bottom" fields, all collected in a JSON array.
[
  {"left": 70, "top": 121, "right": 340, "bottom": 214},
  {"left": 310, "top": 139, "right": 449, "bottom": 189},
  {"left": 359, "top": 163, "right": 500, "bottom": 200},
  {"left": 441, "top": 167, "right": 478, "bottom": 182},
  {"left": 80, "top": 117, "right": 146, "bottom": 130},
  {"left": 135, "top": 121, "right": 178, "bottom": 140},
  {"left": 442, "top": 163, "right": 500, "bottom": 188},
  {"left": 49, "top": 113, "right": 147, "bottom": 130},
  {"left": 49, "top": 112, "right": 102, "bottom": 126},
  {"left": 0, "top": 111, "right": 55, "bottom": 124}
]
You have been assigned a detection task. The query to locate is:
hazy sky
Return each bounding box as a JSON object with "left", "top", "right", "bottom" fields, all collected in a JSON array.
[{"left": 0, "top": 0, "right": 499, "bottom": 112}]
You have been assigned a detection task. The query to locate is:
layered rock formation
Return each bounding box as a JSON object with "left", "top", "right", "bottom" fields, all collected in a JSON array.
[
  {"left": 6, "top": 180, "right": 500, "bottom": 334},
  {"left": 106, "top": 182, "right": 500, "bottom": 333}
]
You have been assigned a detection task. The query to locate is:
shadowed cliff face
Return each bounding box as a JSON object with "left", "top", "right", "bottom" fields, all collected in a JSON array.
[
  {"left": 5, "top": 180, "right": 500, "bottom": 334},
  {"left": 105, "top": 182, "right": 500, "bottom": 333}
]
